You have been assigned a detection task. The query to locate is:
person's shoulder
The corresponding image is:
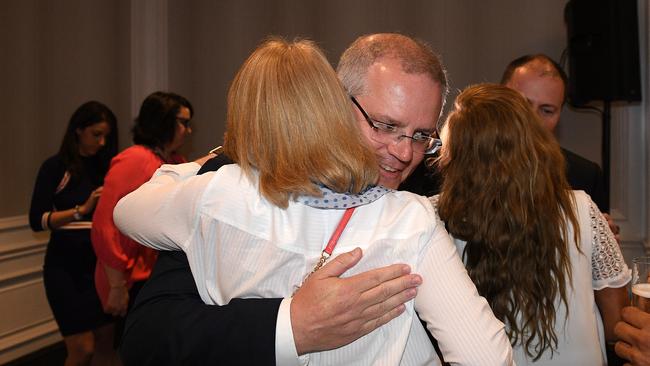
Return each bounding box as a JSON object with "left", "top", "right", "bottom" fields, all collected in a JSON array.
[
  {"left": 117, "top": 145, "right": 156, "bottom": 159},
  {"left": 198, "top": 154, "right": 235, "bottom": 175},
  {"left": 385, "top": 189, "right": 439, "bottom": 221},
  {"left": 40, "top": 154, "right": 64, "bottom": 172},
  {"left": 112, "top": 145, "right": 161, "bottom": 167},
  {"left": 566, "top": 189, "right": 596, "bottom": 219},
  {"left": 570, "top": 189, "right": 591, "bottom": 204},
  {"left": 561, "top": 148, "right": 600, "bottom": 171}
]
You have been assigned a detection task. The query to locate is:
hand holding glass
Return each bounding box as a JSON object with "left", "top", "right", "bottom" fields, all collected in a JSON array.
[{"left": 632, "top": 256, "right": 650, "bottom": 312}]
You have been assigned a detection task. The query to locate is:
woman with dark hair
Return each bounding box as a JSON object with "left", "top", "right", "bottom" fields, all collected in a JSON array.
[
  {"left": 29, "top": 101, "right": 119, "bottom": 365},
  {"left": 91, "top": 91, "right": 192, "bottom": 321},
  {"left": 434, "top": 83, "right": 630, "bottom": 365}
]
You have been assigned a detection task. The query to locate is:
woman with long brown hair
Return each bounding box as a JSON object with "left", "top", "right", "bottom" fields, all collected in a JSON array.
[{"left": 435, "top": 83, "right": 630, "bottom": 365}]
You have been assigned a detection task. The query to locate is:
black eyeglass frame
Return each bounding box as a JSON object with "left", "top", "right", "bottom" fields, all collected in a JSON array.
[{"left": 350, "top": 96, "right": 442, "bottom": 155}]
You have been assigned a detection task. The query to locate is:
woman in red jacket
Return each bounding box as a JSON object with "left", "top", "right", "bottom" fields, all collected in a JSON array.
[{"left": 91, "top": 92, "right": 192, "bottom": 321}]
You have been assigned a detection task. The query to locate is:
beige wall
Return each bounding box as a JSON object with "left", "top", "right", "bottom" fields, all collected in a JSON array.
[
  {"left": 0, "top": 1, "right": 646, "bottom": 361},
  {"left": 1, "top": 0, "right": 616, "bottom": 218},
  {"left": 166, "top": 0, "right": 604, "bottom": 164},
  {"left": 1, "top": 0, "right": 131, "bottom": 218}
]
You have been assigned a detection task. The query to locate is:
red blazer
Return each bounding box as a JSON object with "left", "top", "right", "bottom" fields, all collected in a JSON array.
[{"left": 91, "top": 145, "right": 185, "bottom": 307}]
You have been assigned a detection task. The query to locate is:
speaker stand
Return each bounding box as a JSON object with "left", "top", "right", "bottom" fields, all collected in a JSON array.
[{"left": 602, "top": 100, "right": 611, "bottom": 211}]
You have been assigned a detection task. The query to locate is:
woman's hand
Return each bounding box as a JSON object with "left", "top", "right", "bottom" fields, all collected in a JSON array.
[
  {"left": 104, "top": 284, "right": 129, "bottom": 317},
  {"left": 79, "top": 186, "right": 103, "bottom": 215},
  {"left": 102, "top": 264, "right": 129, "bottom": 317}
]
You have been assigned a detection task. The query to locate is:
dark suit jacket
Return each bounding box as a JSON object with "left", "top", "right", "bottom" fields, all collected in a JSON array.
[
  {"left": 562, "top": 148, "right": 608, "bottom": 212},
  {"left": 398, "top": 159, "right": 442, "bottom": 196},
  {"left": 399, "top": 149, "right": 608, "bottom": 212}
]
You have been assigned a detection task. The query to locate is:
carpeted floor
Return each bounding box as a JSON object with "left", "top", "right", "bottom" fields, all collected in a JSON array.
[{"left": 5, "top": 342, "right": 66, "bottom": 366}]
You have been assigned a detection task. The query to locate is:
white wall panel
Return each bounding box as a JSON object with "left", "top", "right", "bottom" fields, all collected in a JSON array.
[{"left": 0, "top": 216, "right": 59, "bottom": 363}]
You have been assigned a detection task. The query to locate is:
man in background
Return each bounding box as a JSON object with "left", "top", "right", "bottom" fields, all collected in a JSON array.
[{"left": 501, "top": 54, "right": 618, "bottom": 231}]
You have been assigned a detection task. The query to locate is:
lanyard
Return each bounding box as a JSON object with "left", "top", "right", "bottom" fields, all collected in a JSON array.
[{"left": 310, "top": 207, "right": 356, "bottom": 273}]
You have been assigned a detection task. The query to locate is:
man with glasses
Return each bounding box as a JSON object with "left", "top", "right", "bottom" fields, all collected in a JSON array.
[{"left": 120, "top": 33, "right": 447, "bottom": 365}]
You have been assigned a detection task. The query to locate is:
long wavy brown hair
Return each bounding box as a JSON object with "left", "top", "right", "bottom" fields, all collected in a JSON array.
[{"left": 436, "top": 83, "right": 580, "bottom": 360}]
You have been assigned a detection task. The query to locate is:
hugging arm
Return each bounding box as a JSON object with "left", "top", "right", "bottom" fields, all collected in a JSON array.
[
  {"left": 415, "top": 223, "right": 513, "bottom": 365},
  {"left": 118, "top": 156, "right": 421, "bottom": 365},
  {"left": 120, "top": 250, "right": 281, "bottom": 365}
]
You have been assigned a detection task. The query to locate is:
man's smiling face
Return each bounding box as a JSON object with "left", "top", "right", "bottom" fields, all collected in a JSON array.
[{"left": 352, "top": 58, "right": 442, "bottom": 189}]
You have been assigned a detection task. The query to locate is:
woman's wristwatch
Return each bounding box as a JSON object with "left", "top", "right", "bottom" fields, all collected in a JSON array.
[{"left": 73, "top": 205, "right": 83, "bottom": 220}]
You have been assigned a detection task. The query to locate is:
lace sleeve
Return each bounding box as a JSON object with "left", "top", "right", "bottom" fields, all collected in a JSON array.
[{"left": 590, "top": 200, "right": 631, "bottom": 290}]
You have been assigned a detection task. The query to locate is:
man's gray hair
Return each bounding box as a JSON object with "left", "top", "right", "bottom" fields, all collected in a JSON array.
[{"left": 337, "top": 33, "right": 448, "bottom": 109}]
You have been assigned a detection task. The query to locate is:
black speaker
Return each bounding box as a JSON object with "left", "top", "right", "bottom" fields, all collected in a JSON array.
[{"left": 565, "top": 0, "right": 642, "bottom": 105}]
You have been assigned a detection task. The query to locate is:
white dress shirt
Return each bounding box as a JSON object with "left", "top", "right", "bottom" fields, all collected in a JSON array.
[{"left": 115, "top": 162, "right": 514, "bottom": 365}]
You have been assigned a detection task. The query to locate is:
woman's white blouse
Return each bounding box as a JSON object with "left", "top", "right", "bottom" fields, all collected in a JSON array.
[
  {"left": 430, "top": 191, "right": 631, "bottom": 366},
  {"left": 115, "top": 162, "right": 514, "bottom": 365}
]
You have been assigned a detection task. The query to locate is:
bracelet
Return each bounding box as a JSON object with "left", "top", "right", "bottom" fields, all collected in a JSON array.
[
  {"left": 46, "top": 211, "right": 53, "bottom": 230},
  {"left": 73, "top": 205, "right": 82, "bottom": 220}
]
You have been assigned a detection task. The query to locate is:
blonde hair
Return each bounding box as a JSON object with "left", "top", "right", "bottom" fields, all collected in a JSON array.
[
  {"left": 437, "top": 83, "right": 580, "bottom": 360},
  {"left": 224, "top": 37, "right": 379, "bottom": 208}
]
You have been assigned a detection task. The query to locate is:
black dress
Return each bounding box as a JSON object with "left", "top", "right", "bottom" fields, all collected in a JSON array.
[{"left": 29, "top": 155, "right": 112, "bottom": 336}]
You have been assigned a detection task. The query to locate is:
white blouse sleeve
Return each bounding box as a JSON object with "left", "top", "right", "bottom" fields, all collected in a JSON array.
[
  {"left": 415, "top": 200, "right": 514, "bottom": 365},
  {"left": 113, "top": 162, "right": 210, "bottom": 251},
  {"left": 588, "top": 199, "right": 631, "bottom": 290}
]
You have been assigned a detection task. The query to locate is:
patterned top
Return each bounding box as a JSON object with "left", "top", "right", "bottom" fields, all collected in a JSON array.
[
  {"left": 430, "top": 191, "right": 631, "bottom": 366},
  {"left": 299, "top": 185, "right": 392, "bottom": 208}
]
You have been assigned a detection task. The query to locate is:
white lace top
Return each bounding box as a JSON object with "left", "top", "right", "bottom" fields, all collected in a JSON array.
[{"left": 430, "top": 190, "right": 631, "bottom": 366}]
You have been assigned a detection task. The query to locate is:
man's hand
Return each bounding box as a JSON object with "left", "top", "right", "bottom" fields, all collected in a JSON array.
[
  {"left": 615, "top": 306, "right": 650, "bottom": 365},
  {"left": 290, "top": 247, "right": 422, "bottom": 355}
]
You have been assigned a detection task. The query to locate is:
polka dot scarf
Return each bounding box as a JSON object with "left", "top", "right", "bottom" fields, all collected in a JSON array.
[{"left": 299, "top": 185, "right": 392, "bottom": 209}]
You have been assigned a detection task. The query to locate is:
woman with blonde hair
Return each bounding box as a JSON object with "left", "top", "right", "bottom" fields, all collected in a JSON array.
[
  {"left": 434, "top": 83, "right": 630, "bottom": 365},
  {"left": 114, "top": 38, "right": 513, "bottom": 365}
]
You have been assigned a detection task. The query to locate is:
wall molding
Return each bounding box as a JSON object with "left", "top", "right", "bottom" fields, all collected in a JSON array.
[
  {"left": 0, "top": 215, "right": 58, "bottom": 364},
  {"left": 0, "top": 318, "right": 60, "bottom": 365}
]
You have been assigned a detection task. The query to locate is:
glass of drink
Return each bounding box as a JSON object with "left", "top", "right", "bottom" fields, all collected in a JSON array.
[{"left": 632, "top": 256, "right": 650, "bottom": 312}]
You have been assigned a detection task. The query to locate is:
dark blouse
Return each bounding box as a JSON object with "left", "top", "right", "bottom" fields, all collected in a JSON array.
[{"left": 29, "top": 154, "right": 105, "bottom": 267}]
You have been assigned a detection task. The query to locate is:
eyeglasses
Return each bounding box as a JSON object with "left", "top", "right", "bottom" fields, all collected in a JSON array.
[
  {"left": 176, "top": 118, "right": 191, "bottom": 128},
  {"left": 350, "top": 96, "right": 442, "bottom": 155}
]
